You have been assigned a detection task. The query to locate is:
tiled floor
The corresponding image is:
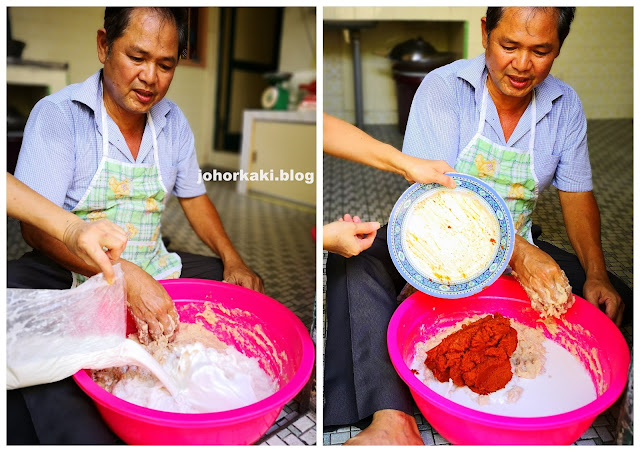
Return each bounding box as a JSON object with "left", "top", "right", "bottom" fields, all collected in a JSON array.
[
  {"left": 323, "top": 406, "right": 625, "bottom": 446},
  {"left": 7, "top": 178, "right": 317, "bottom": 445},
  {"left": 258, "top": 398, "right": 317, "bottom": 446},
  {"left": 322, "top": 120, "right": 633, "bottom": 446}
]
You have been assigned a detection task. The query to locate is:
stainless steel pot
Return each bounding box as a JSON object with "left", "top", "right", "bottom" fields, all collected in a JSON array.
[
  {"left": 388, "top": 37, "right": 456, "bottom": 72},
  {"left": 388, "top": 38, "right": 456, "bottom": 133}
]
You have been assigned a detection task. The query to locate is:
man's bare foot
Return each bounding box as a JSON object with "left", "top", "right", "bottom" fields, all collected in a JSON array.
[{"left": 343, "top": 409, "right": 423, "bottom": 445}]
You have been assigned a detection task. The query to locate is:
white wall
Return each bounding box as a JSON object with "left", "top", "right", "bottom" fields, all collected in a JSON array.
[
  {"left": 551, "top": 7, "right": 633, "bottom": 119},
  {"left": 11, "top": 7, "right": 104, "bottom": 84},
  {"left": 279, "top": 7, "right": 316, "bottom": 73},
  {"left": 323, "top": 6, "right": 633, "bottom": 122}
]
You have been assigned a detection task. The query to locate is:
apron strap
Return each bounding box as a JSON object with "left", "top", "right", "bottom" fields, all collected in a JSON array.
[
  {"left": 477, "top": 85, "right": 489, "bottom": 135},
  {"left": 528, "top": 90, "right": 537, "bottom": 153},
  {"left": 479, "top": 79, "right": 537, "bottom": 153},
  {"left": 73, "top": 83, "right": 112, "bottom": 212},
  {"left": 146, "top": 113, "right": 167, "bottom": 193},
  {"left": 100, "top": 86, "right": 110, "bottom": 161},
  {"left": 528, "top": 89, "right": 539, "bottom": 194}
]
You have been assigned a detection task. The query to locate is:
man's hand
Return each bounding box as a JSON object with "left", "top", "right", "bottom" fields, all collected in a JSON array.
[
  {"left": 120, "top": 260, "right": 179, "bottom": 344},
  {"left": 583, "top": 277, "right": 624, "bottom": 326},
  {"left": 509, "top": 235, "right": 572, "bottom": 309},
  {"left": 62, "top": 219, "right": 128, "bottom": 284},
  {"left": 402, "top": 157, "right": 456, "bottom": 188},
  {"left": 223, "top": 261, "right": 265, "bottom": 293},
  {"left": 323, "top": 214, "right": 380, "bottom": 258}
]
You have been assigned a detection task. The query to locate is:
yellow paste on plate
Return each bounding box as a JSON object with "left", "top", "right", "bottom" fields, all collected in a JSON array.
[{"left": 404, "top": 190, "right": 499, "bottom": 284}]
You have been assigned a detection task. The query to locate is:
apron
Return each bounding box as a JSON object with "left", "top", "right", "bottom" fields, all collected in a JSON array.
[
  {"left": 454, "top": 79, "right": 539, "bottom": 243},
  {"left": 71, "top": 88, "right": 182, "bottom": 286}
]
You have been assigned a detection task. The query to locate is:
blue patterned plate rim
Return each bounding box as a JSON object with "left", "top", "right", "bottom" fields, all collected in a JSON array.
[{"left": 387, "top": 173, "right": 515, "bottom": 299}]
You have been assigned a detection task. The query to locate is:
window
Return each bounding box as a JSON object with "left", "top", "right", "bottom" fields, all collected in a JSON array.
[{"left": 182, "top": 7, "right": 207, "bottom": 67}]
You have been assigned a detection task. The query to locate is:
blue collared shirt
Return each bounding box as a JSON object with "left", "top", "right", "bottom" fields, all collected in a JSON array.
[
  {"left": 15, "top": 70, "right": 205, "bottom": 211},
  {"left": 402, "top": 54, "right": 592, "bottom": 193}
]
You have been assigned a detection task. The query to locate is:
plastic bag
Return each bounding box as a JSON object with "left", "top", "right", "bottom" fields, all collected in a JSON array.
[{"left": 7, "top": 264, "right": 127, "bottom": 389}]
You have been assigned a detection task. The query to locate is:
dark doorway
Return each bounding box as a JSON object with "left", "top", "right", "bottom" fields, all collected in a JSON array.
[{"left": 214, "top": 7, "right": 284, "bottom": 152}]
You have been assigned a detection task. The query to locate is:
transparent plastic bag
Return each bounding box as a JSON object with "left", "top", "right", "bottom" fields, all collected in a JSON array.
[{"left": 7, "top": 264, "right": 127, "bottom": 389}]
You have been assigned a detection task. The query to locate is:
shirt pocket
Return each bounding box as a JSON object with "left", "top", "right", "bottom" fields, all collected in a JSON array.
[{"left": 534, "top": 152, "right": 560, "bottom": 191}]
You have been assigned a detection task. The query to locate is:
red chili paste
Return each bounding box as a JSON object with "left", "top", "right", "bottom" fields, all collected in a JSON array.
[{"left": 424, "top": 313, "right": 518, "bottom": 395}]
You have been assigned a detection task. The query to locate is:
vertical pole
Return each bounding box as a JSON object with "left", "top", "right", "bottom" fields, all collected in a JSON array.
[{"left": 351, "top": 29, "right": 364, "bottom": 129}]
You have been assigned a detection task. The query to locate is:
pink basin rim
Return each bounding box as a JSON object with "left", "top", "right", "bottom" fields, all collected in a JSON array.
[{"left": 387, "top": 276, "right": 630, "bottom": 431}]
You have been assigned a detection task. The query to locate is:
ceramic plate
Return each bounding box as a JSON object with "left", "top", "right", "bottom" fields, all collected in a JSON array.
[{"left": 388, "top": 173, "right": 515, "bottom": 298}]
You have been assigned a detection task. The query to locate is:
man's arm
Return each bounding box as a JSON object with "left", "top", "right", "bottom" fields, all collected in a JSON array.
[
  {"left": 169, "top": 108, "right": 262, "bottom": 292},
  {"left": 323, "top": 113, "right": 455, "bottom": 187},
  {"left": 178, "top": 194, "right": 264, "bottom": 293},
  {"left": 8, "top": 174, "right": 127, "bottom": 283},
  {"left": 558, "top": 190, "right": 623, "bottom": 325},
  {"left": 21, "top": 222, "right": 101, "bottom": 276}
]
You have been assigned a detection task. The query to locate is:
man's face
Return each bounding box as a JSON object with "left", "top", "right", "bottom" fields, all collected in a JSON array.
[
  {"left": 482, "top": 8, "right": 561, "bottom": 102},
  {"left": 98, "top": 8, "right": 179, "bottom": 117}
]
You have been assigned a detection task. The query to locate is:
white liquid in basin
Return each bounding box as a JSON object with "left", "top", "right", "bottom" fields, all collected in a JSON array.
[
  {"left": 410, "top": 338, "right": 597, "bottom": 417},
  {"left": 97, "top": 342, "right": 278, "bottom": 413}
]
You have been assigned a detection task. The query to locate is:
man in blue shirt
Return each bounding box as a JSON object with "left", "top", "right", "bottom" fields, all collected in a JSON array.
[
  {"left": 324, "top": 7, "right": 631, "bottom": 445},
  {"left": 9, "top": 7, "right": 262, "bottom": 444}
]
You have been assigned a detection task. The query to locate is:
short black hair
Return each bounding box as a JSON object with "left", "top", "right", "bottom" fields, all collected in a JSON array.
[
  {"left": 103, "top": 7, "right": 188, "bottom": 59},
  {"left": 485, "top": 7, "right": 576, "bottom": 49}
]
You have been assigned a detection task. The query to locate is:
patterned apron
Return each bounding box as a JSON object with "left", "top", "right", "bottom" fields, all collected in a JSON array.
[
  {"left": 454, "top": 79, "right": 539, "bottom": 243},
  {"left": 71, "top": 89, "right": 182, "bottom": 286}
]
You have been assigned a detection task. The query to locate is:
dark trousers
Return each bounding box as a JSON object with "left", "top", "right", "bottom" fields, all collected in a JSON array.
[
  {"left": 7, "top": 250, "right": 224, "bottom": 445},
  {"left": 323, "top": 224, "right": 633, "bottom": 428}
]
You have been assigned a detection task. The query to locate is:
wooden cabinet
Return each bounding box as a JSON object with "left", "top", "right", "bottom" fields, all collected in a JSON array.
[{"left": 239, "top": 110, "right": 316, "bottom": 207}]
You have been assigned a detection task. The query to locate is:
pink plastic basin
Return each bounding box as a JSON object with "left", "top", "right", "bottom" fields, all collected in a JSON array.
[
  {"left": 387, "top": 275, "right": 630, "bottom": 445},
  {"left": 73, "top": 279, "right": 315, "bottom": 445}
]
